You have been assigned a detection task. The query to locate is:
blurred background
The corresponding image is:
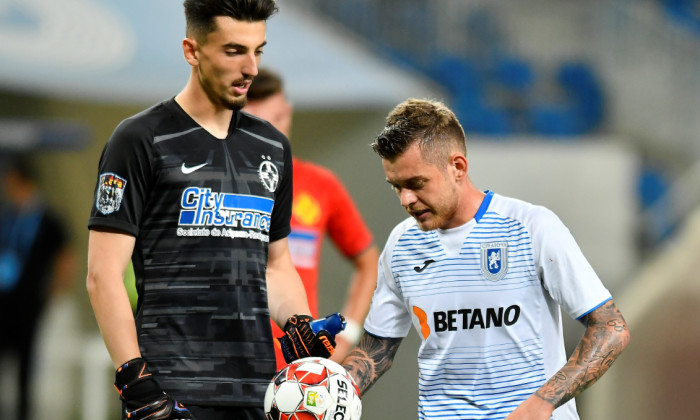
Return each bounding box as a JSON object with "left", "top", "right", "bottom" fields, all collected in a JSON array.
[{"left": 1, "top": 0, "right": 699, "bottom": 419}]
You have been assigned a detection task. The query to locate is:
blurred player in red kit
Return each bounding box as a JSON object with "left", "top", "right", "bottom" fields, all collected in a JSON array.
[{"left": 244, "top": 68, "right": 379, "bottom": 369}]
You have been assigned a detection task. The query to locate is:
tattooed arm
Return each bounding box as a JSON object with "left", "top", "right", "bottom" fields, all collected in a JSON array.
[
  {"left": 506, "top": 299, "right": 630, "bottom": 420},
  {"left": 342, "top": 332, "right": 403, "bottom": 394}
]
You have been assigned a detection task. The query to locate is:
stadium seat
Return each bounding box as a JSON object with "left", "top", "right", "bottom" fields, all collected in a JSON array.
[
  {"left": 528, "top": 105, "right": 581, "bottom": 137},
  {"left": 492, "top": 54, "right": 534, "bottom": 93},
  {"left": 429, "top": 54, "right": 484, "bottom": 98},
  {"left": 556, "top": 61, "right": 605, "bottom": 132},
  {"left": 662, "top": 0, "right": 700, "bottom": 35},
  {"left": 455, "top": 96, "right": 514, "bottom": 136}
]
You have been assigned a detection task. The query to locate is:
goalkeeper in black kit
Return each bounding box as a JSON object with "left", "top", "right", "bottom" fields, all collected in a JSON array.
[{"left": 86, "top": 1, "right": 341, "bottom": 419}]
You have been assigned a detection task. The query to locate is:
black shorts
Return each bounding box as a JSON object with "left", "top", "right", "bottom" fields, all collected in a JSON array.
[{"left": 121, "top": 403, "right": 266, "bottom": 420}]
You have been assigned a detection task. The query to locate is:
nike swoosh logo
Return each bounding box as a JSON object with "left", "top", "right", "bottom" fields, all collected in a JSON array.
[
  {"left": 414, "top": 259, "right": 435, "bottom": 273},
  {"left": 181, "top": 162, "right": 208, "bottom": 174}
]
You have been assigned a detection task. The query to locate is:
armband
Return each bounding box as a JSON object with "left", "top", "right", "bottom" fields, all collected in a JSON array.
[{"left": 337, "top": 319, "right": 363, "bottom": 345}]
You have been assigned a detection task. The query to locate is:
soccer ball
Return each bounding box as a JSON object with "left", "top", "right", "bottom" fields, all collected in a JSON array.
[{"left": 264, "top": 357, "right": 362, "bottom": 420}]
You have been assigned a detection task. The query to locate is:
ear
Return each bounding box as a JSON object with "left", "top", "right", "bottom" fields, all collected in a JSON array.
[
  {"left": 182, "top": 38, "right": 199, "bottom": 66},
  {"left": 451, "top": 153, "right": 468, "bottom": 181}
]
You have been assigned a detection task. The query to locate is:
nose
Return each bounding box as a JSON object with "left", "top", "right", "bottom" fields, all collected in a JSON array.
[
  {"left": 399, "top": 189, "right": 417, "bottom": 207},
  {"left": 242, "top": 52, "right": 260, "bottom": 78}
]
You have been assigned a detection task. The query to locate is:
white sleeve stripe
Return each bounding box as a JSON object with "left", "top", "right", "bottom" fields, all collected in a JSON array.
[{"left": 576, "top": 297, "right": 612, "bottom": 320}]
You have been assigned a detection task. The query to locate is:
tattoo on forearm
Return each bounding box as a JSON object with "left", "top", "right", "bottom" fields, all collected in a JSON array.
[
  {"left": 342, "top": 333, "right": 402, "bottom": 394},
  {"left": 536, "top": 300, "right": 630, "bottom": 408}
]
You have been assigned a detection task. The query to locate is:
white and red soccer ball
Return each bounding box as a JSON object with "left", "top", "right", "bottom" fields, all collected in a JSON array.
[{"left": 264, "top": 357, "right": 362, "bottom": 420}]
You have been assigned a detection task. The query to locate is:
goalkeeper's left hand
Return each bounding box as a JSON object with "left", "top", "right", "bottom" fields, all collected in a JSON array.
[
  {"left": 114, "top": 357, "right": 195, "bottom": 420},
  {"left": 278, "top": 314, "right": 341, "bottom": 363}
]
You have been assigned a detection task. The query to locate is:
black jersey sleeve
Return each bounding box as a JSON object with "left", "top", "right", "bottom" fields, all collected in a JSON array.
[
  {"left": 88, "top": 116, "right": 154, "bottom": 236},
  {"left": 267, "top": 131, "right": 293, "bottom": 243}
]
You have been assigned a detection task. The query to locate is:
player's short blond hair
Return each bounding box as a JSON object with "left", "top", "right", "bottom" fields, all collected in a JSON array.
[{"left": 372, "top": 98, "right": 467, "bottom": 166}]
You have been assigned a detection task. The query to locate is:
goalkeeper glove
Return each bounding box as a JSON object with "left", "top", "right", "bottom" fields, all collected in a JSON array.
[
  {"left": 114, "top": 357, "right": 194, "bottom": 420},
  {"left": 278, "top": 314, "right": 343, "bottom": 363}
]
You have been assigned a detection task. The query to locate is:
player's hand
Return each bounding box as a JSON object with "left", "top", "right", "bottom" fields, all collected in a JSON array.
[
  {"left": 124, "top": 394, "right": 194, "bottom": 420},
  {"left": 278, "top": 314, "right": 338, "bottom": 363},
  {"left": 504, "top": 394, "right": 554, "bottom": 420},
  {"left": 115, "top": 357, "right": 195, "bottom": 420}
]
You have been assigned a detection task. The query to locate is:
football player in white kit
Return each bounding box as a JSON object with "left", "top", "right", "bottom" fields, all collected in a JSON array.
[{"left": 341, "top": 99, "right": 630, "bottom": 419}]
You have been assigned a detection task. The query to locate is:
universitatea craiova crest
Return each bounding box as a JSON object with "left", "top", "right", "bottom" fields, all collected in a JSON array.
[{"left": 480, "top": 242, "right": 508, "bottom": 281}]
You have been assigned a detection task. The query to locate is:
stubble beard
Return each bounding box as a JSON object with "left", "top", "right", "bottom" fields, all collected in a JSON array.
[
  {"left": 221, "top": 94, "right": 247, "bottom": 111},
  {"left": 416, "top": 211, "right": 447, "bottom": 232},
  {"left": 414, "top": 189, "right": 460, "bottom": 231},
  {"left": 200, "top": 71, "right": 247, "bottom": 111}
]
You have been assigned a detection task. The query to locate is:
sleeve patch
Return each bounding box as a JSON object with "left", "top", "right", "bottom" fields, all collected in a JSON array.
[{"left": 96, "top": 173, "right": 127, "bottom": 215}]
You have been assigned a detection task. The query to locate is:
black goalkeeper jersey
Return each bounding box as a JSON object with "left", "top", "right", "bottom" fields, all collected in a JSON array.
[{"left": 88, "top": 98, "right": 293, "bottom": 407}]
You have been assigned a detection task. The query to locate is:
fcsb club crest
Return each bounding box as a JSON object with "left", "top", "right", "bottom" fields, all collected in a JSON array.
[
  {"left": 481, "top": 242, "right": 508, "bottom": 281},
  {"left": 258, "top": 157, "right": 279, "bottom": 192},
  {"left": 96, "top": 173, "right": 127, "bottom": 215}
]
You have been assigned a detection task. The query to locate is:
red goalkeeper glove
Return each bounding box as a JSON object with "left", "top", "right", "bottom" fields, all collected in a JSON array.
[
  {"left": 114, "top": 358, "right": 194, "bottom": 420},
  {"left": 278, "top": 314, "right": 342, "bottom": 363}
]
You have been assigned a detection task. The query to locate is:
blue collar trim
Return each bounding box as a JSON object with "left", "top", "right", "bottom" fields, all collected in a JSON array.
[{"left": 474, "top": 190, "right": 494, "bottom": 223}]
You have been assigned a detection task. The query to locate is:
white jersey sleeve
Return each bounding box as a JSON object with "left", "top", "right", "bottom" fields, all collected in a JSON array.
[{"left": 529, "top": 205, "right": 611, "bottom": 319}]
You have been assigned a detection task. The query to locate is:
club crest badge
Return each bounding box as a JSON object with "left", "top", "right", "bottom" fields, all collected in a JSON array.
[
  {"left": 481, "top": 242, "right": 508, "bottom": 281},
  {"left": 96, "top": 173, "right": 127, "bottom": 215},
  {"left": 258, "top": 157, "right": 279, "bottom": 192}
]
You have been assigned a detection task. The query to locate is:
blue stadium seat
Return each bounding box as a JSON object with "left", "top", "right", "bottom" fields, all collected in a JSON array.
[
  {"left": 556, "top": 61, "right": 605, "bottom": 132},
  {"left": 455, "top": 96, "right": 514, "bottom": 136},
  {"left": 429, "top": 54, "right": 484, "bottom": 98},
  {"left": 492, "top": 54, "right": 534, "bottom": 93},
  {"left": 528, "top": 105, "right": 581, "bottom": 137},
  {"left": 637, "top": 162, "right": 676, "bottom": 244},
  {"left": 662, "top": 0, "right": 700, "bottom": 35}
]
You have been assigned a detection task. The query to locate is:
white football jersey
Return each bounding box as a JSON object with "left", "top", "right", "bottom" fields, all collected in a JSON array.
[{"left": 364, "top": 191, "right": 611, "bottom": 420}]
